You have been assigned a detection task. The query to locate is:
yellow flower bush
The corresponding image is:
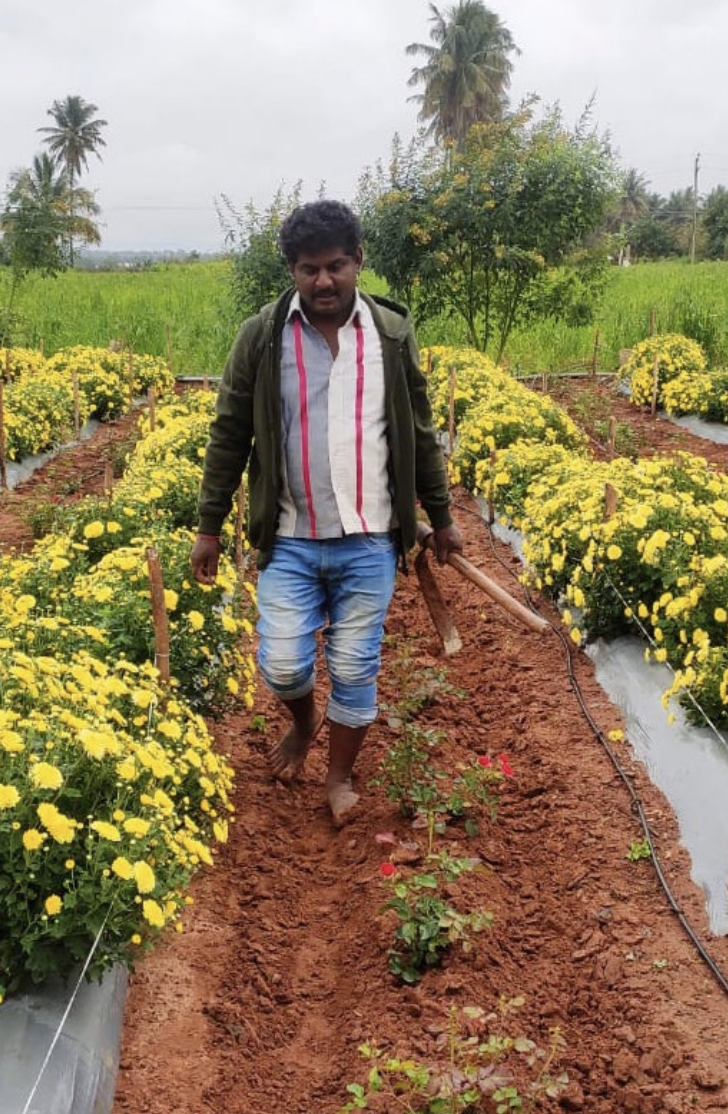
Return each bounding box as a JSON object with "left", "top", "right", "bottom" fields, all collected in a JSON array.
[
  {"left": 422, "top": 345, "right": 508, "bottom": 432},
  {"left": 0, "top": 648, "right": 234, "bottom": 996},
  {"left": 45, "top": 345, "right": 174, "bottom": 420},
  {"left": 0, "top": 385, "right": 255, "bottom": 999},
  {"left": 452, "top": 386, "right": 586, "bottom": 489},
  {"left": 437, "top": 342, "right": 728, "bottom": 727},
  {"left": 662, "top": 367, "right": 728, "bottom": 422},
  {"left": 0, "top": 345, "right": 175, "bottom": 464},
  {"left": 0, "top": 346, "right": 46, "bottom": 381},
  {"left": 619, "top": 333, "right": 707, "bottom": 409}
]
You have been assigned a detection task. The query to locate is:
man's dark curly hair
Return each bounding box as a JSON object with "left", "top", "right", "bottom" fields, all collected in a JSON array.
[{"left": 279, "top": 200, "right": 362, "bottom": 264}]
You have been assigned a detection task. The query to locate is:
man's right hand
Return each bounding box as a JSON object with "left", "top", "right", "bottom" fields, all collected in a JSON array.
[{"left": 191, "top": 534, "right": 221, "bottom": 585}]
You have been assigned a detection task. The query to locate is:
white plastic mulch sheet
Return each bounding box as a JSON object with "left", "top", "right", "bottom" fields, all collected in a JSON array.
[
  {"left": 588, "top": 637, "right": 728, "bottom": 936},
  {"left": 0, "top": 967, "right": 127, "bottom": 1114}
]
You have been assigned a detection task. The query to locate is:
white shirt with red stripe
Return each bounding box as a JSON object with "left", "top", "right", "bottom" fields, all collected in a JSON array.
[{"left": 277, "top": 291, "right": 393, "bottom": 539}]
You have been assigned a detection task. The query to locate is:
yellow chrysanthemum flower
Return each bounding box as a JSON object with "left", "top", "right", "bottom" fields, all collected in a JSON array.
[
  {"left": 22, "top": 829, "right": 46, "bottom": 851},
  {"left": 45, "top": 894, "right": 63, "bottom": 916},
  {"left": 134, "top": 861, "right": 156, "bottom": 894},
  {"left": 0, "top": 784, "right": 21, "bottom": 810},
  {"left": 111, "top": 856, "right": 134, "bottom": 881},
  {"left": 142, "top": 899, "right": 165, "bottom": 928},
  {"left": 29, "top": 762, "right": 64, "bottom": 791}
]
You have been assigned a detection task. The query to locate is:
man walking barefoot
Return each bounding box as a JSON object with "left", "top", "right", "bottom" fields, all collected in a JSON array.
[{"left": 191, "top": 200, "right": 462, "bottom": 826}]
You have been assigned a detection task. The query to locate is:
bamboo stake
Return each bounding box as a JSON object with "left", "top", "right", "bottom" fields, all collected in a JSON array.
[
  {"left": 0, "top": 379, "right": 6, "bottom": 492},
  {"left": 604, "top": 482, "right": 619, "bottom": 520},
  {"left": 487, "top": 449, "right": 497, "bottom": 526},
  {"left": 146, "top": 547, "right": 171, "bottom": 685},
  {"left": 607, "top": 415, "right": 616, "bottom": 457},
  {"left": 448, "top": 367, "right": 456, "bottom": 456},
  {"left": 128, "top": 347, "right": 135, "bottom": 411},
  {"left": 4, "top": 348, "right": 10, "bottom": 382},
  {"left": 649, "top": 309, "right": 656, "bottom": 336},
  {"left": 165, "top": 323, "right": 174, "bottom": 379},
  {"left": 234, "top": 476, "right": 246, "bottom": 575},
  {"left": 591, "top": 328, "right": 600, "bottom": 377},
  {"left": 541, "top": 370, "right": 548, "bottom": 393},
  {"left": 148, "top": 387, "right": 156, "bottom": 432},
  {"left": 651, "top": 353, "right": 660, "bottom": 416},
  {"left": 202, "top": 374, "right": 210, "bottom": 391},
  {"left": 72, "top": 371, "right": 80, "bottom": 438},
  {"left": 104, "top": 461, "right": 114, "bottom": 501}
]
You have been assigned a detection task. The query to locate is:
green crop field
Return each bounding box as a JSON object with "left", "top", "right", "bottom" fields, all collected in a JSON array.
[{"left": 4, "top": 257, "right": 728, "bottom": 378}]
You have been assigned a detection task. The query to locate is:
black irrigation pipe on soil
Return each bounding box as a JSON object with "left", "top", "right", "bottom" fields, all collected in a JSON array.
[{"left": 453, "top": 497, "right": 728, "bottom": 1001}]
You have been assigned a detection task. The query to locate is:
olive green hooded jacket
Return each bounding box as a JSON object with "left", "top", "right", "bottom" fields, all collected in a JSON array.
[{"left": 196, "top": 289, "right": 453, "bottom": 568}]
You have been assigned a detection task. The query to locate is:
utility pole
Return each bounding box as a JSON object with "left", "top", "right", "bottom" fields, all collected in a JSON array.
[{"left": 690, "top": 152, "right": 700, "bottom": 263}]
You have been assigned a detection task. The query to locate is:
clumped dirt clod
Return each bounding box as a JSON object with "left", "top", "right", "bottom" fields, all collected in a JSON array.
[{"left": 4, "top": 385, "right": 728, "bottom": 1114}]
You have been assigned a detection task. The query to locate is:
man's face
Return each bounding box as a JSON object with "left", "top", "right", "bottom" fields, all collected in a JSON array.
[{"left": 289, "top": 245, "right": 363, "bottom": 325}]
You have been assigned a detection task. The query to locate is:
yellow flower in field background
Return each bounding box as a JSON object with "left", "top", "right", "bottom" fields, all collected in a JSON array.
[
  {"left": 29, "top": 762, "right": 64, "bottom": 790},
  {"left": 37, "top": 802, "right": 76, "bottom": 843},
  {"left": 44, "top": 894, "right": 63, "bottom": 916},
  {"left": 142, "top": 899, "right": 165, "bottom": 928},
  {"left": 22, "top": 829, "right": 46, "bottom": 851},
  {"left": 134, "top": 861, "right": 156, "bottom": 894},
  {"left": 83, "top": 521, "right": 105, "bottom": 539},
  {"left": 111, "top": 856, "right": 134, "bottom": 881},
  {"left": 90, "top": 820, "right": 122, "bottom": 842},
  {"left": 0, "top": 784, "right": 21, "bottom": 810}
]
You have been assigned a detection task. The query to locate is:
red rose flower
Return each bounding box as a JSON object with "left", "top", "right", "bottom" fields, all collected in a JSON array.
[{"left": 379, "top": 862, "right": 397, "bottom": 879}]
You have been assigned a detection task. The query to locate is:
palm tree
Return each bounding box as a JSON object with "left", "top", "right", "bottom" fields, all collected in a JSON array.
[
  {"left": 406, "top": 1, "right": 519, "bottom": 148},
  {"left": 38, "top": 95, "right": 107, "bottom": 263}
]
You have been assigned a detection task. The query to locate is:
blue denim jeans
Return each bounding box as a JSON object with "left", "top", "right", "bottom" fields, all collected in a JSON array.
[{"left": 256, "top": 534, "right": 398, "bottom": 728}]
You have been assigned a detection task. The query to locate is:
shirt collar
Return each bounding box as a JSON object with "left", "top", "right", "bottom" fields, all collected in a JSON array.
[{"left": 286, "top": 289, "right": 362, "bottom": 327}]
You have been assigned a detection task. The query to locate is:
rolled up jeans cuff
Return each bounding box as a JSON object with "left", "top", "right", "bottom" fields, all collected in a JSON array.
[{"left": 326, "top": 695, "right": 378, "bottom": 729}]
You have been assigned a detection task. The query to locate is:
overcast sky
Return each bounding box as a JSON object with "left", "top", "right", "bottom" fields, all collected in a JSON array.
[{"left": 1, "top": 0, "right": 726, "bottom": 252}]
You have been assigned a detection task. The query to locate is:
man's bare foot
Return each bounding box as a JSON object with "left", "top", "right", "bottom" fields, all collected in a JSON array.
[
  {"left": 268, "top": 713, "right": 324, "bottom": 783},
  {"left": 327, "top": 778, "right": 360, "bottom": 828}
]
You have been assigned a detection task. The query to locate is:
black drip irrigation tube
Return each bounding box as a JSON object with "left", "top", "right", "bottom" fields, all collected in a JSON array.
[{"left": 454, "top": 498, "right": 728, "bottom": 1000}]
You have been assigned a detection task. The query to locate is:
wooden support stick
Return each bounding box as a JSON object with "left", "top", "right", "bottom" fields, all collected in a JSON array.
[
  {"left": 148, "top": 387, "right": 156, "bottom": 432},
  {"left": 604, "top": 482, "right": 619, "bottom": 520},
  {"left": 0, "top": 379, "right": 6, "bottom": 492},
  {"left": 448, "top": 367, "right": 456, "bottom": 457},
  {"left": 651, "top": 354, "right": 660, "bottom": 416},
  {"left": 146, "top": 547, "right": 171, "bottom": 684},
  {"left": 72, "top": 371, "right": 80, "bottom": 438},
  {"left": 165, "top": 323, "right": 174, "bottom": 379},
  {"left": 202, "top": 374, "right": 210, "bottom": 391},
  {"left": 591, "top": 328, "right": 600, "bottom": 377},
  {"left": 607, "top": 415, "right": 616, "bottom": 457},
  {"left": 487, "top": 449, "right": 497, "bottom": 526},
  {"left": 128, "top": 347, "right": 135, "bottom": 411},
  {"left": 104, "top": 461, "right": 114, "bottom": 501},
  {"left": 235, "top": 476, "right": 246, "bottom": 575}
]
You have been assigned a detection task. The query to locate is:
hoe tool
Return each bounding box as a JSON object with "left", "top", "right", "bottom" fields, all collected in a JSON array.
[{"left": 415, "top": 522, "right": 548, "bottom": 653}]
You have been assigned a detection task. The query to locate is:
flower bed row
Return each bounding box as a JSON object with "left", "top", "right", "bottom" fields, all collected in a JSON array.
[
  {"left": 424, "top": 345, "right": 728, "bottom": 728},
  {"left": 0, "top": 345, "right": 174, "bottom": 461},
  {"left": 0, "top": 387, "right": 255, "bottom": 1003}
]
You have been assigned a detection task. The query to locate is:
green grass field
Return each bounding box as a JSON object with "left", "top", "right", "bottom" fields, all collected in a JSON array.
[{"left": 4, "top": 257, "right": 728, "bottom": 378}]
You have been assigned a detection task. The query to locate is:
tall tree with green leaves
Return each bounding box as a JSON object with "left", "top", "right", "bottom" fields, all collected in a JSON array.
[
  {"left": 360, "top": 105, "right": 618, "bottom": 357},
  {"left": 406, "top": 1, "right": 519, "bottom": 148},
  {"left": 38, "top": 95, "right": 107, "bottom": 264}
]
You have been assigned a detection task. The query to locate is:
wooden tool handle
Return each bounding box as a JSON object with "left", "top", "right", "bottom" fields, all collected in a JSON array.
[{"left": 416, "top": 523, "right": 548, "bottom": 634}]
